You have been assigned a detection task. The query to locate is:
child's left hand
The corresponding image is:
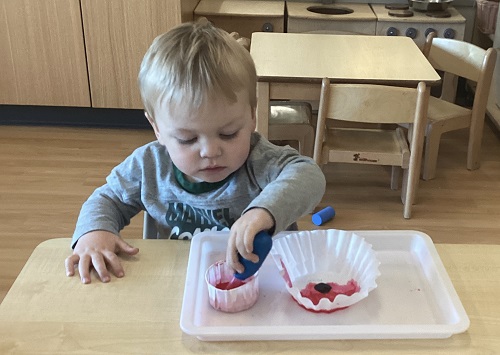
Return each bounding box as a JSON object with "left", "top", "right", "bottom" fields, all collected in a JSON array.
[{"left": 226, "top": 208, "right": 274, "bottom": 274}]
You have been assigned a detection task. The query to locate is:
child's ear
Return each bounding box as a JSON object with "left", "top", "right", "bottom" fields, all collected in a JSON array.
[
  {"left": 250, "top": 107, "right": 257, "bottom": 131},
  {"left": 145, "top": 112, "right": 161, "bottom": 141}
]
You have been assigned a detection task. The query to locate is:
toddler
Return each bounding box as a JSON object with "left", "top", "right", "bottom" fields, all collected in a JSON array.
[{"left": 65, "top": 21, "right": 326, "bottom": 284}]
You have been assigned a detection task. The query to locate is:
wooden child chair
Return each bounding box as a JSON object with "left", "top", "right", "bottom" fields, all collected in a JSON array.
[
  {"left": 313, "top": 78, "right": 430, "bottom": 219},
  {"left": 419, "top": 32, "right": 497, "bottom": 180},
  {"left": 269, "top": 101, "right": 315, "bottom": 157}
]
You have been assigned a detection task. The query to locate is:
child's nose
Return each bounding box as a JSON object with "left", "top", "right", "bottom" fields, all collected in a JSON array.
[{"left": 200, "top": 140, "right": 222, "bottom": 158}]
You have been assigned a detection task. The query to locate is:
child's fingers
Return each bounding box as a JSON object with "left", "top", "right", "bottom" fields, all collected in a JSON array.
[
  {"left": 244, "top": 229, "right": 256, "bottom": 254},
  {"left": 65, "top": 254, "right": 79, "bottom": 277},
  {"left": 91, "top": 253, "right": 111, "bottom": 283},
  {"left": 115, "top": 238, "right": 139, "bottom": 256},
  {"left": 230, "top": 257, "right": 245, "bottom": 275},
  {"left": 227, "top": 249, "right": 244, "bottom": 274},
  {"left": 103, "top": 251, "right": 125, "bottom": 279},
  {"left": 238, "top": 232, "right": 259, "bottom": 263},
  {"left": 239, "top": 250, "right": 259, "bottom": 264},
  {"left": 78, "top": 254, "right": 92, "bottom": 284},
  {"left": 226, "top": 232, "right": 244, "bottom": 273}
]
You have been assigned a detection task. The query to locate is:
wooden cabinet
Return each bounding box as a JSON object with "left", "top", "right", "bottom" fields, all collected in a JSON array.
[
  {"left": 194, "top": 0, "right": 284, "bottom": 40},
  {"left": 1, "top": 0, "right": 199, "bottom": 109},
  {"left": 1, "top": 0, "right": 286, "bottom": 110},
  {"left": 0, "top": 0, "right": 90, "bottom": 107},
  {"left": 81, "top": 0, "right": 198, "bottom": 109}
]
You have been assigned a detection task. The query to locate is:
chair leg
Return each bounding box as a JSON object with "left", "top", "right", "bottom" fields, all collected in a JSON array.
[
  {"left": 402, "top": 167, "right": 415, "bottom": 219},
  {"left": 401, "top": 168, "right": 408, "bottom": 205},
  {"left": 422, "top": 128, "right": 442, "bottom": 181},
  {"left": 390, "top": 166, "right": 400, "bottom": 190},
  {"left": 301, "top": 125, "right": 315, "bottom": 158},
  {"left": 403, "top": 188, "right": 412, "bottom": 219},
  {"left": 143, "top": 212, "right": 158, "bottom": 239},
  {"left": 467, "top": 115, "right": 485, "bottom": 171}
]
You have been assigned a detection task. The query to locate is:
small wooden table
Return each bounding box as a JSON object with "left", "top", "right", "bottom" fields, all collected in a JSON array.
[
  {"left": 0, "top": 238, "right": 498, "bottom": 354},
  {"left": 250, "top": 32, "right": 441, "bottom": 137}
]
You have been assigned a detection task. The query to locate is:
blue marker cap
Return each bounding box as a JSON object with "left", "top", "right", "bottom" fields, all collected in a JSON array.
[
  {"left": 234, "top": 231, "right": 273, "bottom": 280},
  {"left": 312, "top": 206, "right": 336, "bottom": 226}
]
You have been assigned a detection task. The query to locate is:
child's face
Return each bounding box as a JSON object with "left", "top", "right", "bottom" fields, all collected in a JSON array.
[{"left": 149, "top": 90, "right": 256, "bottom": 183}]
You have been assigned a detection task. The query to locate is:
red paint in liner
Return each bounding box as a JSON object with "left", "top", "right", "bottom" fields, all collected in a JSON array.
[{"left": 297, "top": 279, "right": 360, "bottom": 313}]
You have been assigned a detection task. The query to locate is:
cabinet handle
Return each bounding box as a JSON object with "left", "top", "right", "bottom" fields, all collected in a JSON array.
[{"left": 262, "top": 23, "right": 274, "bottom": 32}]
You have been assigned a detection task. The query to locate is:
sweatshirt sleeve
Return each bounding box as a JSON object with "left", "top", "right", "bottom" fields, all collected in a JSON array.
[
  {"left": 70, "top": 147, "right": 148, "bottom": 248},
  {"left": 244, "top": 137, "right": 326, "bottom": 234}
]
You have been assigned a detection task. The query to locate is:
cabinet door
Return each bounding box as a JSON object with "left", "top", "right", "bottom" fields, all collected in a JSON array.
[
  {"left": 0, "top": 0, "right": 90, "bottom": 107},
  {"left": 81, "top": 0, "right": 184, "bottom": 109}
]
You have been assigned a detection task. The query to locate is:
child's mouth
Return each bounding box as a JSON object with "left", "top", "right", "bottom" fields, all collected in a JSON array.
[{"left": 201, "top": 166, "right": 225, "bottom": 173}]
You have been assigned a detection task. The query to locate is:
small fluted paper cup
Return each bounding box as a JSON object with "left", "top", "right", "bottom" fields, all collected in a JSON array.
[
  {"left": 270, "top": 229, "right": 380, "bottom": 313},
  {"left": 205, "top": 261, "right": 259, "bottom": 313}
]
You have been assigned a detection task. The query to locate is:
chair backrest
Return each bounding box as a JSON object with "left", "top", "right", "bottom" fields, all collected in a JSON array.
[
  {"left": 319, "top": 82, "right": 427, "bottom": 125},
  {"left": 423, "top": 32, "right": 496, "bottom": 104},
  {"left": 313, "top": 78, "right": 429, "bottom": 164},
  {"left": 424, "top": 34, "right": 493, "bottom": 83}
]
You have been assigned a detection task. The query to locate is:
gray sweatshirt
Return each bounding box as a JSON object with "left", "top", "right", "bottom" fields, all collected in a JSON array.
[{"left": 72, "top": 133, "right": 325, "bottom": 247}]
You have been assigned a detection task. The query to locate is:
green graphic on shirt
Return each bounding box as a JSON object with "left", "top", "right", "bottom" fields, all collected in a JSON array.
[{"left": 166, "top": 202, "right": 234, "bottom": 240}]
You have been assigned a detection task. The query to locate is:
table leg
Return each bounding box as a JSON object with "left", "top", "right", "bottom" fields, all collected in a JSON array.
[{"left": 256, "top": 82, "right": 270, "bottom": 138}]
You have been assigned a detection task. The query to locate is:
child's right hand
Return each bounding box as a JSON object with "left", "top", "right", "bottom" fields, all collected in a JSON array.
[
  {"left": 226, "top": 208, "right": 274, "bottom": 274},
  {"left": 65, "top": 231, "right": 139, "bottom": 284}
]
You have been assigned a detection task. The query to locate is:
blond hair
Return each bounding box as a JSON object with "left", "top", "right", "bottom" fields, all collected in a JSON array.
[{"left": 138, "top": 21, "right": 257, "bottom": 121}]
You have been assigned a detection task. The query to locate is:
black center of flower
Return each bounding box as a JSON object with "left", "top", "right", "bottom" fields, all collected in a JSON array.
[{"left": 314, "top": 282, "right": 332, "bottom": 294}]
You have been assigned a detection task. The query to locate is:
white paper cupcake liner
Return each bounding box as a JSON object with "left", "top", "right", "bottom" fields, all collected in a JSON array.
[
  {"left": 205, "top": 261, "right": 259, "bottom": 313},
  {"left": 270, "top": 229, "right": 380, "bottom": 312}
]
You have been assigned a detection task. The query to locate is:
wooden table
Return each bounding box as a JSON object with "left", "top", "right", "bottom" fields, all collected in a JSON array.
[
  {"left": 0, "top": 238, "right": 498, "bottom": 354},
  {"left": 250, "top": 32, "right": 441, "bottom": 138}
]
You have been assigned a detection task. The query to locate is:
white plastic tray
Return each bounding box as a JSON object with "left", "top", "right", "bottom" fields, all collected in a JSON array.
[{"left": 180, "top": 230, "right": 469, "bottom": 341}]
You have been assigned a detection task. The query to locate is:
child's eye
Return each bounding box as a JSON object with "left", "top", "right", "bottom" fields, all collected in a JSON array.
[
  {"left": 177, "top": 137, "right": 197, "bottom": 145},
  {"left": 220, "top": 131, "right": 238, "bottom": 140}
]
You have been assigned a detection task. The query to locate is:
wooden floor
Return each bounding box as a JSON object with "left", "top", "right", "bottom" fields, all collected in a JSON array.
[{"left": 1, "top": 122, "right": 499, "bottom": 302}]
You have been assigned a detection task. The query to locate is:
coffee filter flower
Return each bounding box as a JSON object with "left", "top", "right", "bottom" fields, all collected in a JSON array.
[{"left": 270, "top": 229, "right": 380, "bottom": 312}]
